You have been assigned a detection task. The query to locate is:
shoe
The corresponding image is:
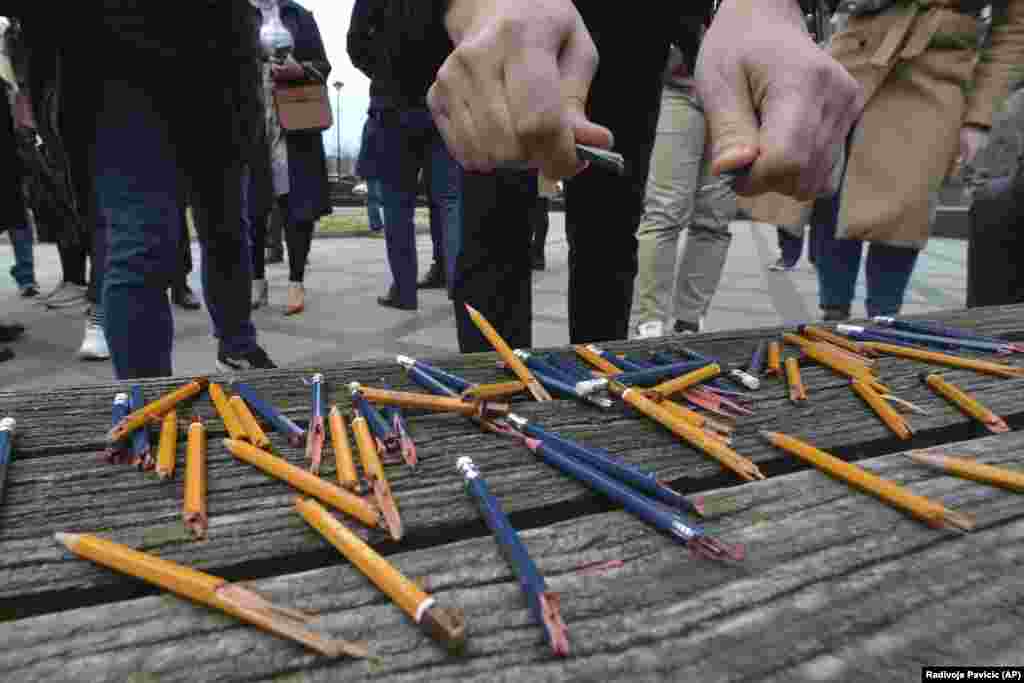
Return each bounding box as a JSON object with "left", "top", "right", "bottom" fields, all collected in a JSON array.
[
  {"left": 285, "top": 283, "right": 305, "bottom": 316},
  {"left": 377, "top": 285, "right": 417, "bottom": 311},
  {"left": 78, "top": 322, "right": 111, "bottom": 360},
  {"left": 216, "top": 345, "right": 277, "bottom": 372},
  {"left": 0, "top": 323, "right": 25, "bottom": 343},
  {"left": 42, "top": 281, "right": 88, "bottom": 309},
  {"left": 633, "top": 320, "right": 664, "bottom": 340},
  {"left": 768, "top": 257, "right": 799, "bottom": 272},
  {"left": 0, "top": 348, "right": 13, "bottom": 363},
  {"left": 532, "top": 255, "right": 546, "bottom": 271},
  {"left": 416, "top": 262, "right": 446, "bottom": 289},
  {"left": 266, "top": 247, "right": 284, "bottom": 264},
  {"left": 252, "top": 279, "right": 269, "bottom": 310},
  {"left": 172, "top": 285, "right": 201, "bottom": 310},
  {"left": 19, "top": 284, "right": 39, "bottom": 298},
  {"left": 822, "top": 307, "right": 851, "bottom": 322},
  {"left": 673, "top": 318, "right": 704, "bottom": 335}
]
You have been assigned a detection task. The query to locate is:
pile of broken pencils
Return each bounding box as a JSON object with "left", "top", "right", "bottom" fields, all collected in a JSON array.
[{"left": 35, "top": 308, "right": 1024, "bottom": 660}]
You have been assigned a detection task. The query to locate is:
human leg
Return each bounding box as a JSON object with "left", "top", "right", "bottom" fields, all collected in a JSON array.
[
  {"left": 812, "top": 192, "right": 861, "bottom": 320},
  {"left": 632, "top": 87, "right": 702, "bottom": 338},
  {"left": 92, "top": 77, "right": 179, "bottom": 379},
  {"left": 863, "top": 244, "right": 920, "bottom": 317},
  {"left": 9, "top": 223, "right": 38, "bottom": 295},
  {"left": 452, "top": 170, "right": 534, "bottom": 352}
]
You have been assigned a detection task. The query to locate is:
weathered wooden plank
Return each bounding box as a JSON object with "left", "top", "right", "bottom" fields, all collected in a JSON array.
[
  {"left": 3, "top": 345, "right": 1024, "bottom": 600},
  {"left": 2, "top": 305, "right": 1024, "bottom": 456},
  {"left": 2, "top": 432, "right": 1022, "bottom": 682}
]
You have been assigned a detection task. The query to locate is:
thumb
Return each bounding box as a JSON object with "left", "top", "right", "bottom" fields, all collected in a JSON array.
[{"left": 698, "top": 69, "right": 760, "bottom": 178}]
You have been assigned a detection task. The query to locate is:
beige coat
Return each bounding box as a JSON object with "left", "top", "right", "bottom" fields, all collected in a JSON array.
[{"left": 744, "top": 1, "right": 1024, "bottom": 248}]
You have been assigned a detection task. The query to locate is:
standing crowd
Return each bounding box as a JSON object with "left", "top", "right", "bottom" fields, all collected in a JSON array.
[{"left": 2, "top": 0, "right": 1023, "bottom": 378}]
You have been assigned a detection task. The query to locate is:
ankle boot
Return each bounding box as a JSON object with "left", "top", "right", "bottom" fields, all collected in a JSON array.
[
  {"left": 417, "top": 261, "right": 446, "bottom": 289},
  {"left": 285, "top": 283, "right": 305, "bottom": 316}
]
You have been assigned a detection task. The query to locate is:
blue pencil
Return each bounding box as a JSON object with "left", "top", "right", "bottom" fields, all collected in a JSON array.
[
  {"left": 0, "top": 417, "right": 15, "bottom": 508},
  {"left": 506, "top": 415, "right": 704, "bottom": 516},
  {"left": 611, "top": 360, "right": 712, "bottom": 387},
  {"left": 129, "top": 385, "right": 152, "bottom": 469},
  {"left": 349, "top": 383, "right": 400, "bottom": 455},
  {"left": 457, "top": 456, "right": 569, "bottom": 656},
  {"left": 107, "top": 392, "right": 132, "bottom": 464},
  {"left": 522, "top": 437, "right": 743, "bottom": 562},
  {"left": 233, "top": 382, "right": 305, "bottom": 447},
  {"left": 396, "top": 356, "right": 473, "bottom": 393}
]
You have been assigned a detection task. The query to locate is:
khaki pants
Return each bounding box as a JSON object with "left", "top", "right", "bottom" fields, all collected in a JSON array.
[{"left": 633, "top": 86, "right": 737, "bottom": 328}]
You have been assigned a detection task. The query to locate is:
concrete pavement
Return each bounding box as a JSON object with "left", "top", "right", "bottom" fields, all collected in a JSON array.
[{"left": 0, "top": 213, "right": 967, "bottom": 392}]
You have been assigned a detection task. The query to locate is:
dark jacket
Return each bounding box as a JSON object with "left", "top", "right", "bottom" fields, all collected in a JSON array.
[
  {"left": 277, "top": 0, "right": 332, "bottom": 224},
  {"left": 347, "top": 0, "right": 452, "bottom": 110},
  {"left": 9, "top": 1, "right": 264, "bottom": 247},
  {"left": 0, "top": 85, "right": 26, "bottom": 231}
]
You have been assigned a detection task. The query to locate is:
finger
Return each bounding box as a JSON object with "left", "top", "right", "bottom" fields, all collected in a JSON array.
[
  {"left": 696, "top": 56, "right": 760, "bottom": 181},
  {"left": 434, "top": 54, "right": 489, "bottom": 172},
  {"left": 428, "top": 82, "right": 467, "bottom": 169},
  {"left": 556, "top": 14, "right": 609, "bottom": 179},
  {"left": 456, "top": 40, "right": 523, "bottom": 167}
]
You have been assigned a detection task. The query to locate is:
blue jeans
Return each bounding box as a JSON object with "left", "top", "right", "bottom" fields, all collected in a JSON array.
[
  {"left": 374, "top": 108, "right": 462, "bottom": 306},
  {"left": 8, "top": 224, "right": 37, "bottom": 289},
  {"left": 366, "top": 179, "right": 385, "bottom": 231},
  {"left": 811, "top": 192, "right": 920, "bottom": 317},
  {"left": 92, "top": 77, "right": 256, "bottom": 379}
]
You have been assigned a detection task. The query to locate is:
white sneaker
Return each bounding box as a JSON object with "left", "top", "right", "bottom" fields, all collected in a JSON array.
[
  {"left": 633, "top": 320, "right": 665, "bottom": 340},
  {"left": 78, "top": 322, "right": 110, "bottom": 360}
]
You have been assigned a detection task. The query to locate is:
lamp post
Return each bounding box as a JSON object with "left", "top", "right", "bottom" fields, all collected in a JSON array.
[{"left": 332, "top": 80, "right": 344, "bottom": 177}]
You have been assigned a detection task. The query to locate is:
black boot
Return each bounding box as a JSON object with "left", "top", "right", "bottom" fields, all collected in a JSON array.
[
  {"left": 266, "top": 247, "right": 284, "bottom": 264},
  {"left": 172, "top": 284, "right": 201, "bottom": 310},
  {"left": 417, "top": 261, "right": 446, "bottom": 289}
]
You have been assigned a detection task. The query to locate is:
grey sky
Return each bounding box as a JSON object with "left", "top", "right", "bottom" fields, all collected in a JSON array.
[{"left": 303, "top": 0, "right": 371, "bottom": 157}]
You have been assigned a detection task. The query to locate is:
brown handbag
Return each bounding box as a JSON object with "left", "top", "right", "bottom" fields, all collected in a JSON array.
[{"left": 273, "top": 66, "right": 333, "bottom": 132}]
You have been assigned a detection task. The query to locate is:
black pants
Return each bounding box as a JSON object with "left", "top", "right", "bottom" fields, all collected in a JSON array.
[
  {"left": 452, "top": 11, "right": 670, "bottom": 351},
  {"left": 278, "top": 194, "right": 314, "bottom": 283},
  {"left": 177, "top": 199, "right": 192, "bottom": 289},
  {"left": 967, "top": 175, "right": 1024, "bottom": 307},
  {"left": 531, "top": 196, "right": 549, "bottom": 262},
  {"left": 250, "top": 209, "right": 267, "bottom": 280},
  {"left": 267, "top": 203, "right": 284, "bottom": 253}
]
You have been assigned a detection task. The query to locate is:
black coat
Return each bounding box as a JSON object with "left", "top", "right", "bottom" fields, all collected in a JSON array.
[
  {"left": 0, "top": 91, "right": 26, "bottom": 231},
  {"left": 277, "top": 0, "right": 332, "bottom": 224}
]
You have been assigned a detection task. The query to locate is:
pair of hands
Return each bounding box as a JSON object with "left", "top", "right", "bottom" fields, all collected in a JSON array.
[{"left": 427, "top": 0, "right": 862, "bottom": 200}]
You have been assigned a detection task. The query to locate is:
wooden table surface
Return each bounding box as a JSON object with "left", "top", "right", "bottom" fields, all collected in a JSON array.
[{"left": 1, "top": 305, "right": 1023, "bottom": 681}]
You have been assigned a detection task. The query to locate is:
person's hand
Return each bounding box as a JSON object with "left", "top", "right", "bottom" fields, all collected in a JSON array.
[
  {"left": 428, "top": 0, "right": 612, "bottom": 179},
  {"left": 958, "top": 124, "right": 990, "bottom": 169},
  {"left": 271, "top": 56, "right": 306, "bottom": 83},
  {"left": 696, "top": 0, "right": 864, "bottom": 200}
]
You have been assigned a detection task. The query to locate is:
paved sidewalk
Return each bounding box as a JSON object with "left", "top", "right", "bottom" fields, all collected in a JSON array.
[{"left": 0, "top": 215, "right": 967, "bottom": 392}]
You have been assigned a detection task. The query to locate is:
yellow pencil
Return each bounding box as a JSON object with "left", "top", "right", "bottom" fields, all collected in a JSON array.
[
  {"left": 851, "top": 380, "right": 912, "bottom": 440},
  {"left": 56, "top": 532, "right": 367, "bottom": 657},
  {"left": 230, "top": 395, "right": 271, "bottom": 449},
  {"left": 223, "top": 439, "right": 382, "bottom": 530},
  {"left": 209, "top": 383, "right": 247, "bottom": 443},
  {"left": 328, "top": 406, "right": 359, "bottom": 492},
  {"left": 295, "top": 498, "right": 466, "bottom": 652},
  {"left": 465, "top": 304, "right": 552, "bottom": 401},
  {"left": 108, "top": 378, "right": 209, "bottom": 443},
  {"left": 922, "top": 373, "right": 1009, "bottom": 434},
  {"left": 908, "top": 450, "right": 1024, "bottom": 493},
  {"left": 184, "top": 417, "right": 208, "bottom": 539},
  {"left": 784, "top": 358, "right": 807, "bottom": 402},
  {"left": 761, "top": 431, "right": 973, "bottom": 531},
  {"left": 155, "top": 409, "right": 178, "bottom": 481}
]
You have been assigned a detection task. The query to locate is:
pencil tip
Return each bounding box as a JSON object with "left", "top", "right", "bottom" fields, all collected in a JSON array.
[{"left": 759, "top": 430, "right": 779, "bottom": 440}]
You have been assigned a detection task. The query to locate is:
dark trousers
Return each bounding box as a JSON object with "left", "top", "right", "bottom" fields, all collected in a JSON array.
[
  {"left": 776, "top": 227, "right": 803, "bottom": 265},
  {"left": 531, "top": 196, "right": 549, "bottom": 262},
  {"left": 177, "top": 196, "right": 192, "bottom": 289},
  {"left": 452, "top": 19, "right": 669, "bottom": 350},
  {"left": 967, "top": 175, "right": 1024, "bottom": 307},
  {"left": 250, "top": 209, "right": 267, "bottom": 280},
  {"left": 811, "top": 192, "right": 920, "bottom": 317},
  {"left": 91, "top": 76, "right": 256, "bottom": 378},
  {"left": 278, "top": 194, "right": 314, "bottom": 283},
  {"left": 267, "top": 203, "right": 284, "bottom": 254}
]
